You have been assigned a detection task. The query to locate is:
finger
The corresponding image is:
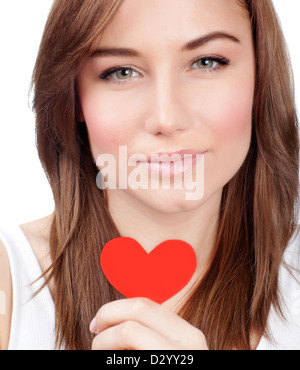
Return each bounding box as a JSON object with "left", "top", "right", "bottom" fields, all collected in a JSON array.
[
  {"left": 92, "top": 297, "right": 200, "bottom": 342},
  {"left": 91, "top": 320, "right": 177, "bottom": 350}
]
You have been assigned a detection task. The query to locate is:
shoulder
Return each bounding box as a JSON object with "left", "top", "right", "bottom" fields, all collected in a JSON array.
[
  {"left": 20, "top": 214, "right": 53, "bottom": 247},
  {"left": 284, "top": 226, "right": 300, "bottom": 269},
  {"left": 262, "top": 227, "right": 300, "bottom": 349},
  {"left": 0, "top": 237, "right": 13, "bottom": 350},
  {"left": 280, "top": 226, "right": 300, "bottom": 316},
  {"left": 20, "top": 214, "right": 54, "bottom": 287},
  {"left": 0, "top": 214, "right": 54, "bottom": 350}
]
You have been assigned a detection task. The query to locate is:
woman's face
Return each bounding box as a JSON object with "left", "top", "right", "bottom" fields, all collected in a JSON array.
[{"left": 77, "top": 0, "right": 255, "bottom": 214}]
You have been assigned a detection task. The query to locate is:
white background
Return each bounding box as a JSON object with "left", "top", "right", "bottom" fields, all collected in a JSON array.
[{"left": 0, "top": 1, "right": 299, "bottom": 225}]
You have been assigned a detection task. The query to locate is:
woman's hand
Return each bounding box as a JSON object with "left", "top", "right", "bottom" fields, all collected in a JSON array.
[{"left": 90, "top": 297, "right": 209, "bottom": 350}]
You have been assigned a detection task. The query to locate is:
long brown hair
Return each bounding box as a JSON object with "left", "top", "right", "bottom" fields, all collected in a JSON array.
[{"left": 32, "top": 0, "right": 299, "bottom": 350}]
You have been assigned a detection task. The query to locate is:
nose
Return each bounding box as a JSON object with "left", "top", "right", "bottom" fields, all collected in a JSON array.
[{"left": 144, "top": 74, "right": 191, "bottom": 136}]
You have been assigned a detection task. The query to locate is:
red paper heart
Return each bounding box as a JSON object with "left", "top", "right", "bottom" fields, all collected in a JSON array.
[{"left": 100, "top": 237, "right": 197, "bottom": 304}]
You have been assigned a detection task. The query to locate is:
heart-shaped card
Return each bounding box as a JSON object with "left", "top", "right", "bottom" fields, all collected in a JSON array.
[{"left": 100, "top": 237, "right": 197, "bottom": 304}]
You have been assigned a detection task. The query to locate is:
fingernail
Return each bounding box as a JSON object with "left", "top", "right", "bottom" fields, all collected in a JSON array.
[{"left": 89, "top": 317, "right": 97, "bottom": 333}]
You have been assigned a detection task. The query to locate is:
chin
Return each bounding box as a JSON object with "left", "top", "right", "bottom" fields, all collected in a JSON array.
[{"left": 129, "top": 188, "right": 206, "bottom": 215}]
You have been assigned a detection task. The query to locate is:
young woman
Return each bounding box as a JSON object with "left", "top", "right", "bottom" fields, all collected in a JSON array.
[{"left": 0, "top": 0, "right": 299, "bottom": 350}]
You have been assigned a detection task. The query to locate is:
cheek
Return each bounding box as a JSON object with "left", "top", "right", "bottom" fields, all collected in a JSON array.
[
  {"left": 87, "top": 113, "right": 123, "bottom": 154},
  {"left": 197, "top": 81, "right": 254, "bottom": 190},
  {"left": 216, "top": 97, "right": 252, "bottom": 145},
  {"left": 206, "top": 84, "right": 253, "bottom": 153},
  {"left": 80, "top": 93, "right": 138, "bottom": 157}
]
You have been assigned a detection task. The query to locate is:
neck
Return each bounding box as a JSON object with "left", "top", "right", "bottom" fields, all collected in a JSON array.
[{"left": 106, "top": 189, "right": 222, "bottom": 272}]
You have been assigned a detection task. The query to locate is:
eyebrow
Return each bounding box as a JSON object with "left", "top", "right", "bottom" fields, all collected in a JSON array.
[{"left": 90, "top": 31, "right": 240, "bottom": 58}]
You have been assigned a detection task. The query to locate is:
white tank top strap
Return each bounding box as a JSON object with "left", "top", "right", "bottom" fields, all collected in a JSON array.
[{"left": 0, "top": 222, "right": 57, "bottom": 350}]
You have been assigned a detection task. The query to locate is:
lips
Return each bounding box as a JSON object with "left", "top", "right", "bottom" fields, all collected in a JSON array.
[
  {"left": 144, "top": 149, "right": 205, "bottom": 163},
  {"left": 136, "top": 149, "right": 206, "bottom": 177}
]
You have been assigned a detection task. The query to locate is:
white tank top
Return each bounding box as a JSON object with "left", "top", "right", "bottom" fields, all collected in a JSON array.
[
  {"left": 0, "top": 222, "right": 300, "bottom": 350},
  {"left": 0, "top": 223, "right": 57, "bottom": 350}
]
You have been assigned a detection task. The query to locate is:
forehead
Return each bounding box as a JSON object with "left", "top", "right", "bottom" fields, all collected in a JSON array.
[{"left": 98, "top": 0, "right": 251, "bottom": 49}]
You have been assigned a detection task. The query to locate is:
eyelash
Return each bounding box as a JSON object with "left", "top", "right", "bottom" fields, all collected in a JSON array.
[{"left": 99, "top": 55, "right": 230, "bottom": 85}]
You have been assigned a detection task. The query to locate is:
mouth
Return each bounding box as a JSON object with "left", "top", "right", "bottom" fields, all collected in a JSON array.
[{"left": 137, "top": 149, "right": 206, "bottom": 176}]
